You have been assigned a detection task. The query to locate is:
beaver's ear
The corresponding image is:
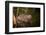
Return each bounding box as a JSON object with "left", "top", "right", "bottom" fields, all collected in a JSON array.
[{"left": 28, "top": 15, "right": 32, "bottom": 18}]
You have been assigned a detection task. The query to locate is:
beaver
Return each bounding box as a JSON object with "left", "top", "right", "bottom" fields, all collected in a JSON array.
[{"left": 16, "top": 14, "right": 32, "bottom": 27}]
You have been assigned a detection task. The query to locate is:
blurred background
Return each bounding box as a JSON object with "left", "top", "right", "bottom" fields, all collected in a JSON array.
[{"left": 13, "top": 7, "right": 40, "bottom": 28}]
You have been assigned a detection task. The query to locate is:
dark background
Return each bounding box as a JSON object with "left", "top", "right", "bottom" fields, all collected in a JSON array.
[{"left": 13, "top": 7, "right": 40, "bottom": 27}]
